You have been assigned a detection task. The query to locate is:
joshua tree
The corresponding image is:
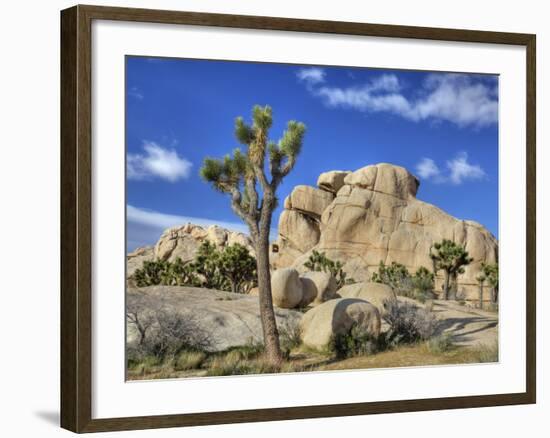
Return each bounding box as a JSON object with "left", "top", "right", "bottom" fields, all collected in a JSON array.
[
  {"left": 304, "top": 250, "right": 354, "bottom": 289},
  {"left": 482, "top": 262, "right": 499, "bottom": 304},
  {"left": 476, "top": 272, "right": 486, "bottom": 309},
  {"left": 218, "top": 243, "right": 257, "bottom": 293},
  {"left": 430, "top": 239, "right": 473, "bottom": 300},
  {"left": 371, "top": 261, "right": 412, "bottom": 296},
  {"left": 200, "top": 105, "right": 306, "bottom": 364}
]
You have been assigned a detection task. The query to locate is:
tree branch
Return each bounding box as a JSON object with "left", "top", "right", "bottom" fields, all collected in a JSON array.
[{"left": 229, "top": 187, "right": 259, "bottom": 237}]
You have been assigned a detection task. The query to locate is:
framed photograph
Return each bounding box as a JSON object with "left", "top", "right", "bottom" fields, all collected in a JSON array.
[{"left": 60, "top": 4, "right": 536, "bottom": 433}]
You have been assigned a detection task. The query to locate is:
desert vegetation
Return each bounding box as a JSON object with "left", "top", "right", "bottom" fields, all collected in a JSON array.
[
  {"left": 132, "top": 241, "right": 257, "bottom": 294},
  {"left": 304, "top": 250, "right": 355, "bottom": 289}
]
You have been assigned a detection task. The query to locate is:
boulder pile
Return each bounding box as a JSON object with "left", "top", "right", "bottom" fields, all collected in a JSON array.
[{"left": 272, "top": 163, "right": 498, "bottom": 300}]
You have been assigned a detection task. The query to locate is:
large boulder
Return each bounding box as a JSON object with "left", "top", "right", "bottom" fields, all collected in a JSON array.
[
  {"left": 317, "top": 170, "right": 351, "bottom": 193},
  {"left": 274, "top": 163, "right": 498, "bottom": 301},
  {"left": 126, "top": 286, "right": 302, "bottom": 352},
  {"left": 337, "top": 282, "right": 396, "bottom": 314},
  {"left": 271, "top": 268, "right": 303, "bottom": 309},
  {"left": 299, "top": 271, "right": 338, "bottom": 305},
  {"left": 300, "top": 298, "right": 381, "bottom": 350}
]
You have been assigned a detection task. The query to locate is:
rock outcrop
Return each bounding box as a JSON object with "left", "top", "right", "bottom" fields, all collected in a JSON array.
[
  {"left": 337, "top": 282, "right": 396, "bottom": 314},
  {"left": 300, "top": 298, "right": 381, "bottom": 350},
  {"left": 273, "top": 163, "right": 498, "bottom": 301},
  {"left": 126, "top": 286, "right": 302, "bottom": 352},
  {"left": 127, "top": 246, "right": 154, "bottom": 277},
  {"left": 154, "top": 223, "right": 254, "bottom": 263}
]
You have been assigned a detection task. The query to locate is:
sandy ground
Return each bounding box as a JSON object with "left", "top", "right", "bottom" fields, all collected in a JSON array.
[{"left": 430, "top": 300, "right": 498, "bottom": 347}]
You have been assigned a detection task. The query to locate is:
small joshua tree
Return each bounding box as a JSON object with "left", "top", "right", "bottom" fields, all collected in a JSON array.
[
  {"left": 430, "top": 239, "right": 473, "bottom": 300},
  {"left": 200, "top": 105, "right": 306, "bottom": 364},
  {"left": 304, "top": 250, "right": 354, "bottom": 289},
  {"left": 476, "top": 271, "right": 486, "bottom": 309},
  {"left": 218, "top": 243, "right": 257, "bottom": 293},
  {"left": 371, "top": 261, "right": 412, "bottom": 296},
  {"left": 482, "top": 262, "right": 499, "bottom": 304}
]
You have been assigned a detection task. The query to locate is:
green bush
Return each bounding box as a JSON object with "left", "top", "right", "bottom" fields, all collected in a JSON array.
[
  {"left": 372, "top": 262, "right": 435, "bottom": 302},
  {"left": 304, "top": 250, "right": 355, "bottom": 289},
  {"left": 330, "top": 324, "right": 379, "bottom": 359},
  {"left": 131, "top": 241, "right": 257, "bottom": 293}
]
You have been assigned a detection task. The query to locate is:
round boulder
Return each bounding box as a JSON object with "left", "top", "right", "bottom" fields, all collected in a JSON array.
[
  {"left": 271, "top": 268, "right": 303, "bottom": 309},
  {"left": 300, "top": 271, "right": 338, "bottom": 305},
  {"left": 337, "top": 282, "right": 396, "bottom": 314},
  {"left": 300, "top": 298, "right": 381, "bottom": 350}
]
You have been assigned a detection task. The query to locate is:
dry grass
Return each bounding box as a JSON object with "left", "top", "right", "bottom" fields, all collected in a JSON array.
[
  {"left": 127, "top": 341, "right": 498, "bottom": 381},
  {"left": 319, "top": 342, "right": 498, "bottom": 371}
]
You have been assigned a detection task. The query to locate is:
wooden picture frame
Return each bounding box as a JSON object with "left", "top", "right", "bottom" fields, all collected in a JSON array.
[{"left": 60, "top": 4, "right": 536, "bottom": 433}]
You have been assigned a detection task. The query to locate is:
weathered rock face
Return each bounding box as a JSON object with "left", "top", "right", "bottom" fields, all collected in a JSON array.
[
  {"left": 274, "top": 163, "right": 498, "bottom": 301},
  {"left": 127, "top": 246, "right": 154, "bottom": 277},
  {"left": 154, "top": 223, "right": 254, "bottom": 263},
  {"left": 300, "top": 298, "right": 381, "bottom": 350},
  {"left": 337, "top": 282, "right": 396, "bottom": 314},
  {"left": 317, "top": 171, "right": 351, "bottom": 194},
  {"left": 126, "top": 286, "right": 302, "bottom": 352}
]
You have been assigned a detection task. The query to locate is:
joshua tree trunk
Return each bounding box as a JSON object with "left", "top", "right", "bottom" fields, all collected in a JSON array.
[
  {"left": 254, "top": 192, "right": 282, "bottom": 364},
  {"left": 443, "top": 271, "right": 450, "bottom": 300},
  {"left": 255, "top": 231, "right": 282, "bottom": 364},
  {"left": 478, "top": 282, "right": 484, "bottom": 309}
]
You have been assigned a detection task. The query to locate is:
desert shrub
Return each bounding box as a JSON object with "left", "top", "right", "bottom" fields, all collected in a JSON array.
[
  {"left": 167, "top": 257, "right": 202, "bottom": 286},
  {"left": 126, "top": 299, "right": 212, "bottom": 362},
  {"left": 427, "top": 333, "right": 454, "bottom": 353},
  {"left": 330, "top": 324, "right": 379, "bottom": 359},
  {"left": 372, "top": 262, "right": 436, "bottom": 302},
  {"left": 471, "top": 341, "right": 499, "bottom": 363},
  {"left": 147, "top": 309, "right": 212, "bottom": 359},
  {"left": 279, "top": 322, "right": 302, "bottom": 356},
  {"left": 131, "top": 241, "right": 257, "bottom": 293},
  {"left": 133, "top": 260, "right": 172, "bottom": 287},
  {"left": 304, "top": 250, "right": 355, "bottom": 288},
  {"left": 382, "top": 300, "right": 436, "bottom": 348}
]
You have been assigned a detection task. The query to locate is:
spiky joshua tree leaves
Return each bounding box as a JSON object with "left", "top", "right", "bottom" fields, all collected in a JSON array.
[
  {"left": 430, "top": 239, "right": 473, "bottom": 300},
  {"left": 200, "top": 105, "right": 306, "bottom": 364}
]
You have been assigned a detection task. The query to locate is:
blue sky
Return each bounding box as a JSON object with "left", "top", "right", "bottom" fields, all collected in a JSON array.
[{"left": 126, "top": 56, "right": 498, "bottom": 251}]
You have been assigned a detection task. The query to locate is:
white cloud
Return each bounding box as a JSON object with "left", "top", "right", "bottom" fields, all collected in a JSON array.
[
  {"left": 303, "top": 72, "right": 498, "bottom": 128},
  {"left": 296, "top": 67, "right": 326, "bottom": 85},
  {"left": 128, "top": 86, "right": 144, "bottom": 100},
  {"left": 415, "top": 152, "right": 486, "bottom": 185},
  {"left": 416, "top": 158, "right": 441, "bottom": 180},
  {"left": 126, "top": 205, "right": 278, "bottom": 250},
  {"left": 127, "top": 141, "right": 192, "bottom": 182},
  {"left": 446, "top": 151, "right": 486, "bottom": 185}
]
